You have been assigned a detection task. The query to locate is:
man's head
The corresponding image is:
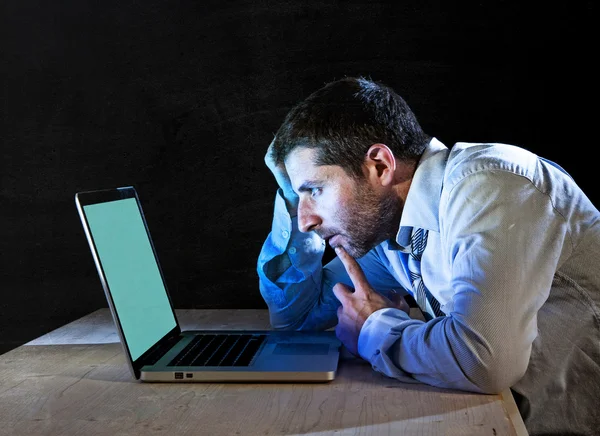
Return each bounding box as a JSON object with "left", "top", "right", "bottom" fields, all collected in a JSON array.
[
  {"left": 272, "top": 76, "right": 430, "bottom": 176},
  {"left": 276, "top": 77, "right": 430, "bottom": 258}
]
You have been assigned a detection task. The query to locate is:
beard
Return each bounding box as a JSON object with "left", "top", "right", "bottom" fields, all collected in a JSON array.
[{"left": 319, "top": 181, "right": 402, "bottom": 258}]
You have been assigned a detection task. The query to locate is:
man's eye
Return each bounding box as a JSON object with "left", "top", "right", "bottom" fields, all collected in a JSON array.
[{"left": 311, "top": 188, "right": 322, "bottom": 197}]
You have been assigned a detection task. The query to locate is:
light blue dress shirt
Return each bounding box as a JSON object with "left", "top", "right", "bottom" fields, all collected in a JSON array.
[{"left": 257, "top": 138, "right": 600, "bottom": 435}]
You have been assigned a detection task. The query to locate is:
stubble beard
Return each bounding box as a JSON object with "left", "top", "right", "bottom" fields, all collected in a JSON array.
[{"left": 334, "top": 182, "right": 402, "bottom": 259}]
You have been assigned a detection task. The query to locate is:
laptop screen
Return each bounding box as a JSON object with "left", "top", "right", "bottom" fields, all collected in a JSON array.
[{"left": 83, "top": 198, "right": 177, "bottom": 361}]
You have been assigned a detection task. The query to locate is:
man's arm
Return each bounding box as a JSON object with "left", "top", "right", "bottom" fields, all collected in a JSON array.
[
  {"left": 355, "top": 171, "right": 567, "bottom": 393},
  {"left": 258, "top": 138, "right": 339, "bottom": 330},
  {"left": 257, "top": 188, "right": 338, "bottom": 330}
]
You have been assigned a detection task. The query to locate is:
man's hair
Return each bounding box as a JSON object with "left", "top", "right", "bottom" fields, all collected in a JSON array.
[{"left": 272, "top": 76, "right": 431, "bottom": 178}]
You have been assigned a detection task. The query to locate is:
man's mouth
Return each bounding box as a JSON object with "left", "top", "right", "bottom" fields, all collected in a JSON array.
[
  {"left": 317, "top": 232, "right": 343, "bottom": 248},
  {"left": 319, "top": 233, "right": 335, "bottom": 244},
  {"left": 328, "top": 235, "right": 341, "bottom": 247}
]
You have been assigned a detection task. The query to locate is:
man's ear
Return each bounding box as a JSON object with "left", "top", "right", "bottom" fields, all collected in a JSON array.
[{"left": 365, "top": 143, "right": 396, "bottom": 187}]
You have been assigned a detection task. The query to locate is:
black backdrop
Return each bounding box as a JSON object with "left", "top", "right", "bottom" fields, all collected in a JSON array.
[{"left": 1, "top": 1, "right": 596, "bottom": 354}]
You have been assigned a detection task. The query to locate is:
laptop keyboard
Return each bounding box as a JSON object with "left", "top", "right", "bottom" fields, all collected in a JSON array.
[{"left": 168, "top": 334, "right": 267, "bottom": 367}]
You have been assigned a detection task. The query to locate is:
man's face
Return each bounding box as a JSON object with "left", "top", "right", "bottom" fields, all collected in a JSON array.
[{"left": 285, "top": 147, "right": 401, "bottom": 258}]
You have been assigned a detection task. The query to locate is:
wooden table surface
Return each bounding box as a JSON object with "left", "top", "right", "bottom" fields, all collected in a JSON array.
[{"left": 0, "top": 309, "right": 528, "bottom": 436}]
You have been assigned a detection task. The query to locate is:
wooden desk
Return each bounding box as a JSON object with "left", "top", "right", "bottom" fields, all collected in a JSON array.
[{"left": 0, "top": 309, "right": 528, "bottom": 436}]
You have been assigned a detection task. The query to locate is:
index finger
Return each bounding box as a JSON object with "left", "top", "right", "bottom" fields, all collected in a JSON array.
[{"left": 335, "top": 246, "right": 370, "bottom": 290}]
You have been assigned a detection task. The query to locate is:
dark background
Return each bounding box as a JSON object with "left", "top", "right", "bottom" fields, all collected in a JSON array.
[{"left": 1, "top": 1, "right": 596, "bottom": 354}]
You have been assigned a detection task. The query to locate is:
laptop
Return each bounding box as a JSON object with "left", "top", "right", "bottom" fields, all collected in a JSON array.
[{"left": 75, "top": 186, "right": 341, "bottom": 382}]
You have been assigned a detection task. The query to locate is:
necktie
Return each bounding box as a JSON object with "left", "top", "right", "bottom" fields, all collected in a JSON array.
[{"left": 408, "top": 227, "right": 445, "bottom": 320}]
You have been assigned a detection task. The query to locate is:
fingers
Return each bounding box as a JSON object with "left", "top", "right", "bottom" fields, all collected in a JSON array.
[
  {"left": 332, "top": 282, "right": 352, "bottom": 304},
  {"left": 335, "top": 297, "right": 359, "bottom": 356},
  {"left": 334, "top": 246, "right": 370, "bottom": 292}
]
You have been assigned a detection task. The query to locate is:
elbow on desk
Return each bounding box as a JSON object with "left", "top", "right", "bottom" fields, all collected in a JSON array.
[
  {"left": 470, "top": 370, "right": 525, "bottom": 395},
  {"left": 266, "top": 307, "right": 314, "bottom": 331},
  {"left": 447, "top": 317, "right": 532, "bottom": 394},
  {"left": 464, "top": 354, "right": 529, "bottom": 394}
]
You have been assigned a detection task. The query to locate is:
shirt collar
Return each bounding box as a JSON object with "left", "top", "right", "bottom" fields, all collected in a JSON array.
[{"left": 390, "top": 137, "right": 449, "bottom": 250}]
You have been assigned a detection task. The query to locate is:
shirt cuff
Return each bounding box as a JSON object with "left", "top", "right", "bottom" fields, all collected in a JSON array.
[
  {"left": 270, "top": 189, "right": 325, "bottom": 283},
  {"left": 269, "top": 189, "right": 294, "bottom": 253},
  {"left": 358, "top": 308, "right": 421, "bottom": 382}
]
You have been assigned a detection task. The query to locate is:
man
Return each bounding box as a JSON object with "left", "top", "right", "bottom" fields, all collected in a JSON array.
[{"left": 257, "top": 77, "right": 600, "bottom": 435}]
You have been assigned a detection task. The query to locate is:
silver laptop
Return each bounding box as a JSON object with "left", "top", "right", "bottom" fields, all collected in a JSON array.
[{"left": 75, "top": 186, "right": 340, "bottom": 382}]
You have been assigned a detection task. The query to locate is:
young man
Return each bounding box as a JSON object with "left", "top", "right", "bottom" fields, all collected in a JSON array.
[{"left": 257, "top": 77, "right": 600, "bottom": 435}]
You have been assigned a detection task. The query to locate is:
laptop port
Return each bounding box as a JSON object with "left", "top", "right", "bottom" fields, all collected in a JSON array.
[
  {"left": 174, "top": 372, "right": 183, "bottom": 379},
  {"left": 186, "top": 373, "right": 193, "bottom": 378}
]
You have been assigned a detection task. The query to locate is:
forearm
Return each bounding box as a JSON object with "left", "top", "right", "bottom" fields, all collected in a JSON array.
[
  {"left": 257, "top": 190, "right": 338, "bottom": 330},
  {"left": 358, "top": 309, "right": 529, "bottom": 393}
]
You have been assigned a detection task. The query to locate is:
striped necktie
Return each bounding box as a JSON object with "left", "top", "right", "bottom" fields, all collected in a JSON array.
[{"left": 409, "top": 227, "right": 445, "bottom": 320}]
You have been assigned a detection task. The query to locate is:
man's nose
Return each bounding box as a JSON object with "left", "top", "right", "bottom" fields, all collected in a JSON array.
[{"left": 297, "top": 199, "right": 321, "bottom": 233}]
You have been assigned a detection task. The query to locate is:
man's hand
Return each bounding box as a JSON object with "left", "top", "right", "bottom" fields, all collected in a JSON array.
[
  {"left": 333, "top": 246, "right": 410, "bottom": 356},
  {"left": 264, "top": 137, "right": 299, "bottom": 215}
]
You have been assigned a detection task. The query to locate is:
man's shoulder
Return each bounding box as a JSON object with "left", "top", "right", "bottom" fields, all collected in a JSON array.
[
  {"left": 445, "top": 141, "right": 538, "bottom": 185},
  {"left": 449, "top": 141, "right": 536, "bottom": 160}
]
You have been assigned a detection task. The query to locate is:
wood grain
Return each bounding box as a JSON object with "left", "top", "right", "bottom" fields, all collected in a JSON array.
[{"left": 0, "top": 309, "right": 527, "bottom": 436}]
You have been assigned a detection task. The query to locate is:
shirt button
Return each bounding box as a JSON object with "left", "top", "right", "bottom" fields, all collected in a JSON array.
[
  {"left": 282, "top": 230, "right": 289, "bottom": 238},
  {"left": 374, "top": 349, "right": 381, "bottom": 355},
  {"left": 289, "top": 247, "right": 297, "bottom": 254}
]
